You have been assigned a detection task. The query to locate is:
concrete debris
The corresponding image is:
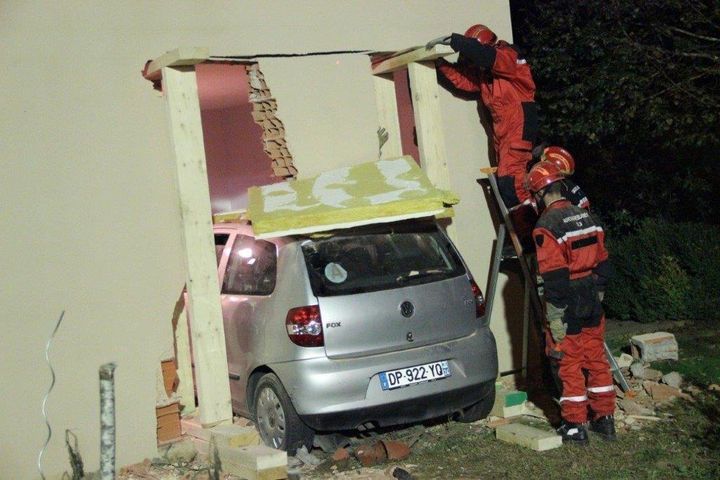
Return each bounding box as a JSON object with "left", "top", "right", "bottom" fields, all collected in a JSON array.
[
  {"left": 627, "top": 414, "right": 662, "bottom": 422},
  {"left": 233, "top": 416, "right": 254, "bottom": 427},
  {"left": 485, "top": 416, "right": 512, "bottom": 429},
  {"left": 618, "top": 398, "right": 654, "bottom": 416},
  {"left": 295, "top": 445, "right": 323, "bottom": 466},
  {"left": 522, "top": 401, "right": 549, "bottom": 420},
  {"left": 643, "top": 381, "right": 687, "bottom": 403},
  {"left": 631, "top": 332, "right": 679, "bottom": 362},
  {"left": 118, "top": 458, "right": 152, "bottom": 477},
  {"left": 160, "top": 438, "right": 197, "bottom": 465},
  {"left": 709, "top": 384, "right": 720, "bottom": 392},
  {"left": 661, "top": 371, "right": 683, "bottom": 389},
  {"left": 642, "top": 368, "right": 663, "bottom": 382},
  {"left": 630, "top": 362, "right": 646, "bottom": 379},
  {"left": 615, "top": 353, "right": 634, "bottom": 369},
  {"left": 314, "top": 432, "right": 351, "bottom": 453}
]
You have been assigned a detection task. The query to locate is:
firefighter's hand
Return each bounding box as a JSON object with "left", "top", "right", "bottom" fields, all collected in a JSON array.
[
  {"left": 546, "top": 303, "right": 567, "bottom": 343},
  {"left": 426, "top": 35, "right": 452, "bottom": 50}
]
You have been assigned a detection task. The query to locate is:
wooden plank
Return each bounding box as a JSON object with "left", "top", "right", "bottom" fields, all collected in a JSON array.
[
  {"left": 495, "top": 423, "right": 562, "bottom": 451},
  {"left": 372, "top": 45, "right": 454, "bottom": 75},
  {"left": 407, "top": 61, "right": 456, "bottom": 240},
  {"left": 146, "top": 47, "right": 210, "bottom": 80},
  {"left": 175, "top": 302, "right": 196, "bottom": 414},
  {"left": 162, "top": 65, "right": 232, "bottom": 426},
  {"left": 372, "top": 74, "right": 403, "bottom": 160}
]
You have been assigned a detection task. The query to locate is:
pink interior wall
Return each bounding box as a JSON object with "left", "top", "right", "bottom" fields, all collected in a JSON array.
[{"left": 196, "top": 62, "right": 279, "bottom": 213}]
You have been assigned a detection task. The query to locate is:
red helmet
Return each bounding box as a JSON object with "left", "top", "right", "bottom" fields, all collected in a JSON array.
[
  {"left": 525, "top": 161, "right": 564, "bottom": 194},
  {"left": 542, "top": 146, "right": 575, "bottom": 175},
  {"left": 464, "top": 24, "right": 497, "bottom": 45}
]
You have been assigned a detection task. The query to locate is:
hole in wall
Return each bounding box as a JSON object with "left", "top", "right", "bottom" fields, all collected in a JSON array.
[{"left": 195, "top": 61, "right": 297, "bottom": 214}]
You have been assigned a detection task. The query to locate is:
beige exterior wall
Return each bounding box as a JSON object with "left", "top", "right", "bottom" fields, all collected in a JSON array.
[{"left": 1, "top": 2, "right": 521, "bottom": 478}]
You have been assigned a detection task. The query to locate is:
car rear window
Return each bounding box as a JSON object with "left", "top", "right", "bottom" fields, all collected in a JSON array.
[{"left": 300, "top": 222, "right": 466, "bottom": 297}]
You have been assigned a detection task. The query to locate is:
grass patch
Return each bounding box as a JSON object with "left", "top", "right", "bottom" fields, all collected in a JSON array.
[{"left": 406, "top": 395, "right": 720, "bottom": 479}]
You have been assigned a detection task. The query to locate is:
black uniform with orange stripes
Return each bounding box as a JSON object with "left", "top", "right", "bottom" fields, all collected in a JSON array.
[{"left": 533, "top": 199, "right": 614, "bottom": 424}]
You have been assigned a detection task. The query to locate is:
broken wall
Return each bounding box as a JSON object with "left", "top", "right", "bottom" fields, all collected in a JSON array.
[{"left": 0, "top": 1, "right": 518, "bottom": 478}]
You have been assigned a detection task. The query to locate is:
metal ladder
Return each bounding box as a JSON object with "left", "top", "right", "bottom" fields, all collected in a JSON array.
[{"left": 478, "top": 168, "right": 630, "bottom": 392}]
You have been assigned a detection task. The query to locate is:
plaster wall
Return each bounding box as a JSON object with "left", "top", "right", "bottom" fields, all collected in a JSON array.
[{"left": 0, "top": 2, "right": 520, "bottom": 478}]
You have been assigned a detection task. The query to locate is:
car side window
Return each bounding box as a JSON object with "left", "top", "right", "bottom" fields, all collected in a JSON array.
[{"left": 222, "top": 235, "right": 277, "bottom": 296}]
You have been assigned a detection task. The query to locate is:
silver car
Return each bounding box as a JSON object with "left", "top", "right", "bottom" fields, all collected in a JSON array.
[{"left": 212, "top": 219, "right": 498, "bottom": 453}]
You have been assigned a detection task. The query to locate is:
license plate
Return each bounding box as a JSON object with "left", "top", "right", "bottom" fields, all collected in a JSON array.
[{"left": 379, "top": 360, "right": 451, "bottom": 390}]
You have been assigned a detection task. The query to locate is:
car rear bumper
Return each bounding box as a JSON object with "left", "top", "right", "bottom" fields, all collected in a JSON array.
[
  {"left": 300, "top": 377, "right": 495, "bottom": 431},
  {"left": 268, "top": 327, "right": 498, "bottom": 431}
]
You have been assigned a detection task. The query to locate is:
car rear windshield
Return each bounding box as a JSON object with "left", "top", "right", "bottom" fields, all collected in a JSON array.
[{"left": 300, "top": 221, "right": 466, "bottom": 297}]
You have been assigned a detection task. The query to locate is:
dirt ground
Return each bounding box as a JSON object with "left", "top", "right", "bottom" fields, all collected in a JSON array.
[{"left": 109, "top": 318, "right": 719, "bottom": 480}]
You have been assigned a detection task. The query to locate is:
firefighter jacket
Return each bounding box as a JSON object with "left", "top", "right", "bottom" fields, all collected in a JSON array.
[
  {"left": 436, "top": 35, "right": 538, "bottom": 155},
  {"left": 533, "top": 199, "right": 612, "bottom": 335}
]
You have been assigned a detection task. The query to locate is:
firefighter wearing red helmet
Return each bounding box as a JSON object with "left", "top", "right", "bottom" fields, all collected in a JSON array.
[
  {"left": 526, "top": 161, "right": 616, "bottom": 445},
  {"left": 539, "top": 146, "right": 590, "bottom": 210},
  {"left": 426, "top": 24, "right": 538, "bottom": 209}
]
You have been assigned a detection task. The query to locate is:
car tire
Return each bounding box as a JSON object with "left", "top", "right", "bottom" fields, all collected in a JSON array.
[
  {"left": 456, "top": 380, "right": 496, "bottom": 423},
  {"left": 252, "top": 373, "right": 314, "bottom": 455}
]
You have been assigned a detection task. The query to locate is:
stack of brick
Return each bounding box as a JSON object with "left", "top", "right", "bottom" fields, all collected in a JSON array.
[
  {"left": 156, "top": 359, "right": 182, "bottom": 444},
  {"left": 245, "top": 63, "right": 297, "bottom": 179}
]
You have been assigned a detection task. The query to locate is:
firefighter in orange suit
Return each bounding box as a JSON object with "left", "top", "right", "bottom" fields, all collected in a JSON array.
[
  {"left": 426, "top": 24, "right": 538, "bottom": 209},
  {"left": 525, "top": 161, "right": 616, "bottom": 445}
]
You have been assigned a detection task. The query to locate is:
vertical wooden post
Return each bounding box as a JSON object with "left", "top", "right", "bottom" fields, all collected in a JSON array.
[
  {"left": 373, "top": 73, "right": 403, "bottom": 159},
  {"left": 175, "top": 303, "right": 197, "bottom": 414},
  {"left": 162, "top": 65, "right": 232, "bottom": 426},
  {"left": 407, "top": 61, "right": 456, "bottom": 239}
]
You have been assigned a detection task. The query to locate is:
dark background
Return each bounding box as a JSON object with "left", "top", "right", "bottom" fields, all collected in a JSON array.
[{"left": 509, "top": 0, "right": 719, "bottom": 228}]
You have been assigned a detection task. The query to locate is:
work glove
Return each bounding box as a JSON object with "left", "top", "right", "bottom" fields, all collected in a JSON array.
[
  {"left": 425, "top": 35, "right": 452, "bottom": 50},
  {"left": 598, "top": 290, "right": 605, "bottom": 302},
  {"left": 546, "top": 303, "right": 567, "bottom": 343}
]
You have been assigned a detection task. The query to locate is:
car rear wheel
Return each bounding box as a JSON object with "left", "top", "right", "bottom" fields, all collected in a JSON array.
[
  {"left": 456, "top": 380, "right": 496, "bottom": 423},
  {"left": 252, "top": 373, "right": 314, "bottom": 454}
]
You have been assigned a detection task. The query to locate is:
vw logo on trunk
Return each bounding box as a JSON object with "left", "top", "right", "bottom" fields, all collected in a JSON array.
[{"left": 400, "top": 301, "right": 415, "bottom": 318}]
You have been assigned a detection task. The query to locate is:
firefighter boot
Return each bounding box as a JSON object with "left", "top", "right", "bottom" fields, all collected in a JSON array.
[
  {"left": 590, "top": 415, "right": 617, "bottom": 441},
  {"left": 557, "top": 421, "right": 589, "bottom": 446}
]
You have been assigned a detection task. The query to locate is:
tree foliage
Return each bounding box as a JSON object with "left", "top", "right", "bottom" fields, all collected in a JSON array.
[{"left": 511, "top": 0, "right": 720, "bottom": 223}]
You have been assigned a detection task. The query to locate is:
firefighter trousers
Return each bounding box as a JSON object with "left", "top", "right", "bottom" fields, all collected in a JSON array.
[{"left": 555, "top": 316, "right": 615, "bottom": 424}]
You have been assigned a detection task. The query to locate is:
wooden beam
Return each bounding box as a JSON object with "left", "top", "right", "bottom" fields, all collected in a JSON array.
[
  {"left": 407, "top": 61, "right": 456, "bottom": 240},
  {"left": 175, "top": 300, "right": 196, "bottom": 414},
  {"left": 162, "top": 65, "right": 232, "bottom": 426},
  {"left": 145, "top": 47, "right": 210, "bottom": 81},
  {"left": 372, "top": 45, "right": 453, "bottom": 75},
  {"left": 372, "top": 74, "right": 403, "bottom": 160}
]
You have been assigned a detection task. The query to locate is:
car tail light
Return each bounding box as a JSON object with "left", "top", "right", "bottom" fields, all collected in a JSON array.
[
  {"left": 285, "top": 305, "right": 324, "bottom": 347},
  {"left": 470, "top": 279, "right": 486, "bottom": 318}
]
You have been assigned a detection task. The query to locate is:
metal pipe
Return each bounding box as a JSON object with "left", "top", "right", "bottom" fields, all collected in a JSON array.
[{"left": 99, "top": 362, "right": 117, "bottom": 480}]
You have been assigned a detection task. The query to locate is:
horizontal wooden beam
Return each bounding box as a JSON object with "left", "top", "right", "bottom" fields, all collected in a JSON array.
[
  {"left": 371, "top": 45, "right": 454, "bottom": 75},
  {"left": 145, "top": 47, "right": 210, "bottom": 80}
]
